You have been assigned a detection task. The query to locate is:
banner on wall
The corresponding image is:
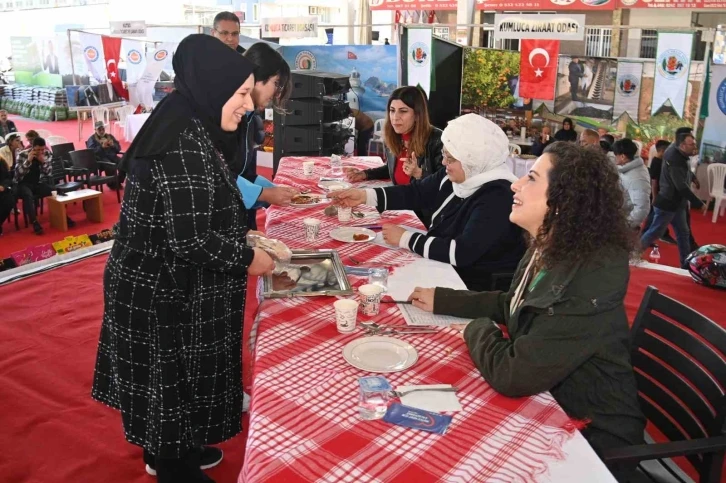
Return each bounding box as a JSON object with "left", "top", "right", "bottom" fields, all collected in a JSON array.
[
  {"left": 9, "top": 36, "right": 70, "bottom": 87},
  {"left": 78, "top": 32, "right": 107, "bottom": 83},
  {"left": 555, "top": 56, "right": 617, "bottom": 121},
  {"left": 519, "top": 39, "right": 559, "bottom": 100},
  {"left": 651, "top": 32, "right": 693, "bottom": 118},
  {"left": 260, "top": 16, "right": 318, "bottom": 39},
  {"left": 493, "top": 14, "right": 585, "bottom": 41},
  {"left": 476, "top": 0, "right": 614, "bottom": 10},
  {"left": 369, "top": 0, "right": 457, "bottom": 10},
  {"left": 699, "top": 64, "right": 726, "bottom": 164},
  {"left": 121, "top": 39, "right": 147, "bottom": 84},
  {"left": 617, "top": 0, "right": 726, "bottom": 8},
  {"left": 101, "top": 36, "right": 128, "bottom": 100},
  {"left": 406, "top": 28, "right": 433, "bottom": 98},
  {"left": 612, "top": 61, "right": 643, "bottom": 121},
  {"left": 281, "top": 45, "right": 398, "bottom": 123},
  {"left": 134, "top": 43, "right": 174, "bottom": 108}
]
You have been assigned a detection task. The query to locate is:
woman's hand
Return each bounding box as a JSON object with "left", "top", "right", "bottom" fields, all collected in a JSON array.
[
  {"left": 248, "top": 247, "right": 275, "bottom": 276},
  {"left": 381, "top": 224, "right": 406, "bottom": 246},
  {"left": 408, "top": 286, "right": 435, "bottom": 312},
  {"left": 247, "top": 230, "right": 265, "bottom": 238},
  {"left": 343, "top": 167, "right": 366, "bottom": 182},
  {"left": 403, "top": 152, "right": 423, "bottom": 179},
  {"left": 328, "top": 189, "right": 367, "bottom": 207},
  {"left": 259, "top": 186, "right": 299, "bottom": 207}
]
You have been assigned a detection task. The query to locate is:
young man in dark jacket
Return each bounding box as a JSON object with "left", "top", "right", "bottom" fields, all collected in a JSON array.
[{"left": 640, "top": 133, "right": 704, "bottom": 267}]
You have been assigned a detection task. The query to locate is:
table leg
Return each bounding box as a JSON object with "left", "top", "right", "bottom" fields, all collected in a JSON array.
[
  {"left": 85, "top": 195, "right": 104, "bottom": 223},
  {"left": 49, "top": 201, "right": 68, "bottom": 232}
]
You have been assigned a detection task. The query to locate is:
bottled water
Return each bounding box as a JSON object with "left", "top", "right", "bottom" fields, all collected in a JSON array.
[
  {"left": 649, "top": 245, "right": 661, "bottom": 264},
  {"left": 358, "top": 376, "right": 391, "bottom": 420},
  {"left": 330, "top": 154, "right": 343, "bottom": 177}
]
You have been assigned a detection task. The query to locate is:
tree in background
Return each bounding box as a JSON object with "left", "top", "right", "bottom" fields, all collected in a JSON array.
[{"left": 462, "top": 48, "right": 520, "bottom": 110}]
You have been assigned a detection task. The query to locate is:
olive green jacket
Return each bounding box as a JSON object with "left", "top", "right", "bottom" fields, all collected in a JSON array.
[{"left": 434, "top": 247, "right": 646, "bottom": 454}]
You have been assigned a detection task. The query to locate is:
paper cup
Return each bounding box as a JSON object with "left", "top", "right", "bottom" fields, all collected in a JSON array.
[
  {"left": 359, "top": 284, "right": 384, "bottom": 316},
  {"left": 338, "top": 206, "right": 352, "bottom": 222},
  {"left": 303, "top": 161, "right": 315, "bottom": 176},
  {"left": 334, "top": 299, "right": 359, "bottom": 333},
  {"left": 51, "top": 191, "right": 58, "bottom": 198},
  {"left": 303, "top": 218, "right": 321, "bottom": 242}
]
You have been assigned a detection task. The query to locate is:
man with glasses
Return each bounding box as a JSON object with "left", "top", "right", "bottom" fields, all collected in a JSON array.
[
  {"left": 87, "top": 121, "right": 124, "bottom": 189},
  {"left": 211, "top": 11, "right": 245, "bottom": 53}
]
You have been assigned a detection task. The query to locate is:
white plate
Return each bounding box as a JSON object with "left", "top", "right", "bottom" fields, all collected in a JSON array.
[
  {"left": 329, "top": 227, "right": 376, "bottom": 243},
  {"left": 342, "top": 336, "right": 418, "bottom": 373},
  {"left": 290, "top": 194, "right": 327, "bottom": 208},
  {"left": 318, "top": 179, "right": 351, "bottom": 191}
]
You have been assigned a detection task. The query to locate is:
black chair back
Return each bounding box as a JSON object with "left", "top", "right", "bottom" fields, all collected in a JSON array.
[
  {"left": 52, "top": 142, "right": 76, "bottom": 165},
  {"left": 69, "top": 148, "right": 100, "bottom": 173},
  {"left": 630, "top": 286, "right": 726, "bottom": 478}
]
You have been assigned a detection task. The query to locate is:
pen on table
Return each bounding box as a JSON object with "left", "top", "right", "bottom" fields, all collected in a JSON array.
[
  {"left": 360, "top": 225, "right": 382, "bottom": 230},
  {"left": 380, "top": 300, "right": 412, "bottom": 304}
]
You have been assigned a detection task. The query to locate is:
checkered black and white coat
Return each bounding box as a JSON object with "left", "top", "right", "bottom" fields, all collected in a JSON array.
[{"left": 92, "top": 119, "right": 255, "bottom": 458}]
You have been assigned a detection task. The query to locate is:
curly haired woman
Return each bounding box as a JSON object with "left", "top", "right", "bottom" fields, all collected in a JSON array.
[{"left": 408, "top": 142, "right": 645, "bottom": 481}]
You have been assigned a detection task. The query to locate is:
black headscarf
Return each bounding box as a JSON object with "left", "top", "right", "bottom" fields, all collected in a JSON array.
[
  {"left": 120, "top": 34, "right": 256, "bottom": 170},
  {"left": 554, "top": 117, "right": 578, "bottom": 142}
]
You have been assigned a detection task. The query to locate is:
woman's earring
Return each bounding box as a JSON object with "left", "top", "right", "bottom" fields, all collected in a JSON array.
[{"left": 555, "top": 209, "right": 559, "bottom": 216}]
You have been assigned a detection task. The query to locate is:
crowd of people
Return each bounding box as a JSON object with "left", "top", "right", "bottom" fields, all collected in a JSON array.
[{"left": 0, "top": 10, "right": 711, "bottom": 482}]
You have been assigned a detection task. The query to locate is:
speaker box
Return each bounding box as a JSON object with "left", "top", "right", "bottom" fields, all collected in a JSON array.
[
  {"left": 283, "top": 98, "right": 350, "bottom": 126},
  {"left": 289, "top": 70, "right": 351, "bottom": 98}
]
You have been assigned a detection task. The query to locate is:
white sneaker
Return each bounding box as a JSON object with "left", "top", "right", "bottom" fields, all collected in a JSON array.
[{"left": 242, "top": 392, "right": 250, "bottom": 412}]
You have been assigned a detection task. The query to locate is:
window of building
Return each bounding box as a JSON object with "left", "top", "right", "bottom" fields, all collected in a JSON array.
[
  {"left": 639, "top": 29, "right": 657, "bottom": 59},
  {"left": 585, "top": 27, "right": 612, "bottom": 58}
]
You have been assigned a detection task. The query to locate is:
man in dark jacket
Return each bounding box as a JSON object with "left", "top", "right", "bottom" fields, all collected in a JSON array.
[
  {"left": 640, "top": 133, "right": 704, "bottom": 267},
  {"left": 568, "top": 57, "right": 583, "bottom": 102},
  {"left": 86, "top": 121, "right": 124, "bottom": 189},
  {"left": 211, "top": 11, "right": 245, "bottom": 53},
  {"left": 0, "top": 109, "right": 17, "bottom": 139}
]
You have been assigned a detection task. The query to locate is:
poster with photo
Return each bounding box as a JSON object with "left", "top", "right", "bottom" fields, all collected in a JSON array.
[
  {"left": 554, "top": 55, "right": 617, "bottom": 121},
  {"left": 461, "top": 48, "right": 532, "bottom": 114}
]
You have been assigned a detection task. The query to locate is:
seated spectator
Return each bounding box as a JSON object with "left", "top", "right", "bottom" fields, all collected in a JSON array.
[
  {"left": 613, "top": 139, "right": 651, "bottom": 230},
  {"left": 0, "top": 133, "right": 23, "bottom": 170},
  {"left": 0, "top": 109, "right": 17, "bottom": 139},
  {"left": 25, "top": 130, "right": 39, "bottom": 146},
  {"left": 554, "top": 117, "right": 577, "bottom": 142},
  {"left": 15, "top": 137, "right": 74, "bottom": 234},
  {"left": 87, "top": 121, "right": 124, "bottom": 189},
  {"left": 579, "top": 128, "right": 600, "bottom": 148},
  {"left": 0, "top": 150, "right": 13, "bottom": 235},
  {"left": 503, "top": 118, "right": 520, "bottom": 137},
  {"left": 597, "top": 127, "right": 608, "bottom": 137},
  {"left": 531, "top": 126, "right": 554, "bottom": 157},
  {"left": 331, "top": 114, "right": 527, "bottom": 291},
  {"left": 407, "top": 142, "right": 645, "bottom": 480}
]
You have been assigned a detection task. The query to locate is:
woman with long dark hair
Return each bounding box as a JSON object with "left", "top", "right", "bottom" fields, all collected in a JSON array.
[
  {"left": 408, "top": 143, "right": 645, "bottom": 481},
  {"left": 344, "top": 86, "right": 443, "bottom": 226},
  {"left": 92, "top": 35, "right": 275, "bottom": 483}
]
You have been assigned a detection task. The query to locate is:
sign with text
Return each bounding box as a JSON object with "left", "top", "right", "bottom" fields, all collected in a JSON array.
[
  {"left": 109, "top": 21, "right": 147, "bottom": 37},
  {"left": 493, "top": 14, "right": 586, "bottom": 41},
  {"left": 261, "top": 17, "right": 318, "bottom": 39},
  {"left": 477, "top": 0, "right": 614, "bottom": 10},
  {"left": 369, "top": 0, "right": 458, "bottom": 10},
  {"left": 617, "top": 0, "right": 726, "bottom": 7}
]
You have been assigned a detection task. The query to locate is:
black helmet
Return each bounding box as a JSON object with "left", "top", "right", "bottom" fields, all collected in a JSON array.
[{"left": 686, "top": 244, "right": 726, "bottom": 289}]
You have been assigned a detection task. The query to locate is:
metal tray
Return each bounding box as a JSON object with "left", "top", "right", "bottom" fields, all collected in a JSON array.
[{"left": 261, "top": 249, "right": 354, "bottom": 298}]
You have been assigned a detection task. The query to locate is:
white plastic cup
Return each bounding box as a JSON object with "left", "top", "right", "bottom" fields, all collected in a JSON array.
[
  {"left": 303, "top": 218, "right": 321, "bottom": 242},
  {"left": 51, "top": 191, "right": 58, "bottom": 198},
  {"left": 359, "top": 284, "right": 384, "bottom": 316},
  {"left": 334, "top": 299, "right": 359, "bottom": 333},
  {"left": 303, "top": 161, "right": 315, "bottom": 176},
  {"left": 520, "top": 127, "right": 526, "bottom": 140},
  {"left": 338, "top": 206, "right": 352, "bottom": 222}
]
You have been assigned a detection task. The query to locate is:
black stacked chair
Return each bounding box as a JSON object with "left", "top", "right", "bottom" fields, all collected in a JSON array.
[
  {"left": 602, "top": 286, "right": 726, "bottom": 483},
  {"left": 51, "top": 142, "right": 76, "bottom": 168},
  {"left": 69, "top": 148, "right": 121, "bottom": 203}
]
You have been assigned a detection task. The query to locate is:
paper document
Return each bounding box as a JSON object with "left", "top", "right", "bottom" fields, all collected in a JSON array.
[{"left": 399, "top": 303, "right": 472, "bottom": 327}]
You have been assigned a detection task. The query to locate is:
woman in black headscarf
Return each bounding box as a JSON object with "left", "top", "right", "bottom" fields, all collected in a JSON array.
[
  {"left": 92, "top": 35, "right": 275, "bottom": 483},
  {"left": 554, "top": 117, "right": 578, "bottom": 142}
]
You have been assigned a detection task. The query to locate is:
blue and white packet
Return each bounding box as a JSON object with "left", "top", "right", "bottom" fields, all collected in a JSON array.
[
  {"left": 358, "top": 376, "right": 392, "bottom": 392},
  {"left": 383, "top": 403, "right": 453, "bottom": 435}
]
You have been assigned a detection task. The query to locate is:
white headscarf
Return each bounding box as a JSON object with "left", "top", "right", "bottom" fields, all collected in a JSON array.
[{"left": 441, "top": 113, "right": 518, "bottom": 198}]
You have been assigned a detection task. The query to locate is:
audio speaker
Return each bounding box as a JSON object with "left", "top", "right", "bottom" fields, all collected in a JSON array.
[
  {"left": 289, "top": 71, "right": 351, "bottom": 98},
  {"left": 283, "top": 98, "right": 350, "bottom": 126}
]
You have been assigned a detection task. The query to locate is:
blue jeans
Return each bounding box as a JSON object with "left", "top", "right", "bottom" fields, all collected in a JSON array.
[{"left": 640, "top": 206, "right": 691, "bottom": 268}]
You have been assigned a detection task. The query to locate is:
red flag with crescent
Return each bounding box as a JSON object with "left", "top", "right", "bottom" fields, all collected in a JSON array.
[
  {"left": 519, "top": 39, "right": 560, "bottom": 101},
  {"left": 101, "top": 35, "right": 129, "bottom": 100}
]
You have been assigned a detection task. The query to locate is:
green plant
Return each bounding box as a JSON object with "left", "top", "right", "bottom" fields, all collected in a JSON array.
[{"left": 462, "top": 48, "right": 519, "bottom": 109}]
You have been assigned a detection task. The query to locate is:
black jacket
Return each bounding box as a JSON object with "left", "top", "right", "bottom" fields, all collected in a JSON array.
[
  {"left": 434, "top": 247, "right": 646, "bottom": 456},
  {"left": 654, "top": 144, "right": 704, "bottom": 211},
  {"left": 568, "top": 61, "right": 583, "bottom": 84},
  {"left": 364, "top": 127, "right": 444, "bottom": 183},
  {"left": 373, "top": 168, "right": 526, "bottom": 291}
]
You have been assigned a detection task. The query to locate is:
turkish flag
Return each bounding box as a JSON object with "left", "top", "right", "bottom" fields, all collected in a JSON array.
[
  {"left": 347, "top": 51, "right": 357, "bottom": 60},
  {"left": 427, "top": 11, "right": 436, "bottom": 24},
  {"left": 101, "top": 35, "right": 129, "bottom": 100},
  {"left": 519, "top": 39, "right": 560, "bottom": 101}
]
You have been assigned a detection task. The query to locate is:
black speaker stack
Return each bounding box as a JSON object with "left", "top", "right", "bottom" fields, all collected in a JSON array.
[{"left": 273, "top": 70, "right": 353, "bottom": 174}]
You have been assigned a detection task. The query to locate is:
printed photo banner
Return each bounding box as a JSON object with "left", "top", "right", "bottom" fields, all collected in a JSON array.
[
  {"left": 78, "top": 32, "right": 106, "bottom": 83},
  {"left": 406, "top": 28, "right": 433, "bottom": 98},
  {"left": 613, "top": 61, "right": 643, "bottom": 121},
  {"left": 651, "top": 32, "right": 694, "bottom": 118}
]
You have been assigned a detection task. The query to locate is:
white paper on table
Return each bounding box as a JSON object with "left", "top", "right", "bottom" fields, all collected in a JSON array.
[
  {"left": 399, "top": 304, "right": 472, "bottom": 327},
  {"left": 398, "top": 384, "right": 462, "bottom": 412}
]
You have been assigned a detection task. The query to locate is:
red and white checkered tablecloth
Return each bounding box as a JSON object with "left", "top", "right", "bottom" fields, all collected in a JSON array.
[{"left": 240, "top": 157, "right": 581, "bottom": 483}]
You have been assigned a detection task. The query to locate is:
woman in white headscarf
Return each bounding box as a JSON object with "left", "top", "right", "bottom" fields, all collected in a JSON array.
[{"left": 331, "top": 114, "right": 526, "bottom": 291}]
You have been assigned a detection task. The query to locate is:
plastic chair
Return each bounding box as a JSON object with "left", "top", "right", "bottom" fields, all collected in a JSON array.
[
  {"left": 36, "top": 129, "right": 52, "bottom": 139},
  {"left": 603, "top": 286, "right": 726, "bottom": 483},
  {"left": 367, "top": 118, "right": 385, "bottom": 157},
  {"left": 69, "top": 148, "right": 121, "bottom": 203},
  {"left": 91, "top": 107, "right": 110, "bottom": 130},
  {"left": 47, "top": 135, "right": 69, "bottom": 146},
  {"left": 509, "top": 143, "right": 521, "bottom": 156},
  {"left": 706, "top": 163, "right": 726, "bottom": 223},
  {"left": 113, "top": 105, "right": 134, "bottom": 139}
]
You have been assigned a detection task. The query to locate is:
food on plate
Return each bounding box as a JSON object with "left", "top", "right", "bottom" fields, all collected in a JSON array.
[
  {"left": 291, "top": 194, "right": 321, "bottom": 205},
  {"left": 353, "top": 233, "right": 370, "bottom": 241}
]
